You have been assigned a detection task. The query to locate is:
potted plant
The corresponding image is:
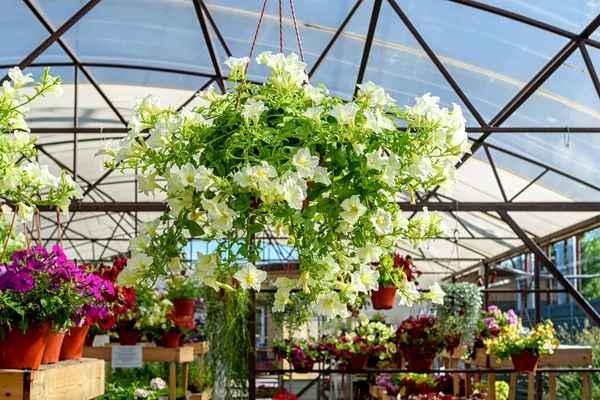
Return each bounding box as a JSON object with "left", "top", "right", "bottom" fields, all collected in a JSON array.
[
  {"left": 166, "top": 270, "right": 199, "bottom": 317},
  {"left": 371, "top": 253, "right": 423, "bottom": 309},
  {"left": 135, "top": 291, "right": 177, "bottom": 347},
  {"left": 256, "top": 385, "right": 296, "bottom": 400},
  {"left": 354, "top": 313, "right": 397, "bottom": 367},
  {"left": 116, "top": 285, "right": 159, "bottom": 346},
  {"left": 432, "top": 282, "right": 482, "bottom": 353},
  {"left": 375, "top": 373, "right": 439, "bottom": 397},
  {"left": 396, "top": 316, "right": 446, "bottom": 371},
  {"left": 484, "top": 320, "right": 559, "bottom": 373},
  {"left": 273, "top": 337, "right": 332, "bottom": 373},
  {"left": 0, "top": 245, "right": 87, "bottom": 369},
  {"left": 99, "top": 377, "right": 167, "bottom": 400}
]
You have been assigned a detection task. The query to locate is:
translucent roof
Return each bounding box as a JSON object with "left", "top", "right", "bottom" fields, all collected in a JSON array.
[{"left": 3, "top": 0, "right": 600, "bottom": 278}]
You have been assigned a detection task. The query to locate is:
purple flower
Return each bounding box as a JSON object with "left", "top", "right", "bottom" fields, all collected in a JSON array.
[
  {"left": 488, "top": 324, "right": 499, "bottom": 332},
  {"left": 485, "top": 317, "right": 496, "bottom": 325},
  {"left": 26, "top": 259, "right": 45, "bottom": 272},
  {"left": 10, "top": 272, "right": 35, "bottom": 292},
  {"left": 488, "top": 305, "right": 498, "bottom": 311}
]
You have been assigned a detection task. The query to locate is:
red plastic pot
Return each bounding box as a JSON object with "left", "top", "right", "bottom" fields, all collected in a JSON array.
[
  {"left": 60, "top": 325, "right": 90, "bottom": 361},
  {"left": 41, "top": 331, "right": 65, "bottom": 364},
  {"left": 119, "top": 330, "right": 139, "bottom": 346},
  {"left": 511, "top": 349, "right": 540, "bottom": 373},
  {"left": 371, "top": 285, "right": 396, "bottom": 310},
  {"left": 161, "top": 331, "right": 182, "bottom": 348},
  {"left": 347, "top": 354, "right": 369, "bottom": 370},
  {"left": 0, "top": 321, "right": 50, "bottom": 370},
  {"left": 172, "top": 299, "right": 195, "bottom": 316},
  {"left": 404, "top": 351, "right": 434, "bottom": 372},
  {"left": 291, "top": 360, "right": 314, "bottom": 373}
]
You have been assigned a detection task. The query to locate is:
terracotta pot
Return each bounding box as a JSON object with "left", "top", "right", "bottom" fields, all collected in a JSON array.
[
  {"left": 371, "top": 285, "right": 396, "bottom": 310},
  {"left": 161, "top": 331, "right": 182, "bottom": 348},
  {"left": 41, "top": 331, "right": 65, "bottom": 364},
  {"left": 60, "top": 325, "right": 90, "bottom": 361},
  {"left": 0, "top": 321, "right": 50, "bottom": 370},
  {"left": 291, "top": 359, "right": 314, "bottom": 373},
  {"left": 405, "top": 351, "right": 434, "bottom": 372},
  {"left": 172, "top": 299, "right": 195, "bottom": 316},
  {"left": 347, "top": 353, "right": 369, "bottom": 370},
  {"left": 119, "top": 330, "right": 139, "bottom": 346},
  {"left": 511, "top": 349, "right": 540, "bottom": 373}
]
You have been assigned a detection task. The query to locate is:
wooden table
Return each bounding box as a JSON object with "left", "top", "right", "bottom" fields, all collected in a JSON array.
[
  {"left": 83, "top": 346, "right": 194, "bottom": 400},
  {"left": 0, "top": 358, "right": 104, "bottom": 400},
  {"left": 466, "top": 345, "right": 593, "bottom": 400},
  {"left": 189, "top": 342, "right": 210, "bottom": 399}
]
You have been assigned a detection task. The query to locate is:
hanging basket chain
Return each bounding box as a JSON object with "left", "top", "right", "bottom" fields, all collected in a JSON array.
[
  {"left": 289, "top": 0, "right": 305, "bottom": 65},
  {"left": 0, "top": 206, "right": 17, "bottom": 262},
  {"left": 278, "top": 0, "right": 283, "bottom": 53}
]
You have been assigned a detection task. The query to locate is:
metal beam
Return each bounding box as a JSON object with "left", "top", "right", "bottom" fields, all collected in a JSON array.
[
  {"left": 308, "top": 0, "right": 364, "bottom": 79},
  {"left": 387, "top": 0, "right": 487, "bottom": 127},
  {"left": 499, "top": 211, "right": 600, "bottom": 327},
  {"left": 193, "top": 0, "right": 226, "bottom": 93},
  {"left": 200, "top": 1, "right": 232, "bottom": 57},
  {"left": 3, "top": 0, "right": 102, "bottom": 81},
  {"left": 354, "top": 0, "right": 382, "bottom": 96},
  {"left": 579, "top": 41, "right": 600, "bottom": 100},
  {"left": 31, "top": 201, "right": 600, "bottom": 213}
]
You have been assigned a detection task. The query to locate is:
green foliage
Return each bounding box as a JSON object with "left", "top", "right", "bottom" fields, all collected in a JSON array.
[
  {"left": 581, "top": 229, "right": 600, "bottom": 300},
  {"left": 433, "top": 282, "right": 482, "bottom": 347},
  {"left": 556, "top": 321, "right": 600, "bottom": 399},
  {"left": 204, "top": 288, "right": 250, "bottom": 398},
  {"left": 166, "top": 271, "right": 200, "bottom": 300}
]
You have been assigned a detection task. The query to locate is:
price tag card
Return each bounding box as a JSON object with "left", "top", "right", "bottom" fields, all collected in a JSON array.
[{"left": 111, "top": 346, "right": 143, "bottom": 369}]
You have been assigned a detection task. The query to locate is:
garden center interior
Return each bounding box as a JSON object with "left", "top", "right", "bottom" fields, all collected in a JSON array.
[{"left": 1, "top": 0, "right": 600, "bottom": 399}]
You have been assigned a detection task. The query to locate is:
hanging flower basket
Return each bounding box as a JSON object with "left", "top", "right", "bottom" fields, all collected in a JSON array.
[
  {"left": 511, "top": 349, "right": 540, "bottom": 373},
  {"left": 371, "top": 285, "right": 396, "bottom": 310},
  {"left": 405, "top": 351, "right": 434, "bottom": 372},
  {"left": 172, "top": 299, "right": 195, "bottom": 317},
  {"left": 41, "top": 331, "right": 65, "bottom": 364},
  {"left": 60, "top": 325, "right": 90, "bottom": 361},
  {"left": 0, "top": 322, "right": 50, "bottom": 370}
]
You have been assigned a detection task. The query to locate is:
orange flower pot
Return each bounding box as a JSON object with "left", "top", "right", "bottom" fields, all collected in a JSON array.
[
  {"left": 161, "top": 331, "right": 182, "bottom": 348},
  {"left": 60, "top": 325, "right": 90, "bottom": 361},
  {"left": 172, "top": 299, "right": 195, "bottom": 316},
  {"left": 119, "top": 330, "right": 139, "bottom": 346},
  {"left": 511, "top": 349, "right": 540, "bottom": 373},
  {"left": 0, "top": 322, "right": 50, "bottom": 370},
  {"left": 41, "top": 331, "right": 65, "bottom": 364},
  {"left": 371, "top": 285, "right": 396, "bottom": 310}
]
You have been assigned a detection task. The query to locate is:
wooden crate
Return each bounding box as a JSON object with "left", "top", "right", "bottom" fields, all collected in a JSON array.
[
  {"left": 468, "top": 345, "right": 593, "bottom": 368},
  {"left": 82, "top": 345, "right": 194, "bottom": 363},
  {"left": 0, "top": 358, "right": 104, "bottom": 400}
]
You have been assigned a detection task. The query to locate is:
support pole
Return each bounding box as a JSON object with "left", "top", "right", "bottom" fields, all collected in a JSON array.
[
  {"left": 499, "top": 211, "right": 600, "bottom": 327},
  {"left": 248, "top": 290, "right": 256, "bottom": 400}
]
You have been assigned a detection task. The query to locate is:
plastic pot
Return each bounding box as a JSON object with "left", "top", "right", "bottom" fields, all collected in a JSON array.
[
  {"left": 0, "top": 321, "right": 50, "bottom": 370},
  {"left": 60, "top": 325, "right": 90, "bottom": 361},
  {"left": 41, "top": 331, "right": 65, "bottom": 364},
  {"left": 371, "top": 285, "right": 396, "bottom": 310}
]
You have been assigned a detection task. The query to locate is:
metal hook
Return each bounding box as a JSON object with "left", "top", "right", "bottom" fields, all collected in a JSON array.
[{"left": 564, "top": 126, "right": 570, "bottom": 148}]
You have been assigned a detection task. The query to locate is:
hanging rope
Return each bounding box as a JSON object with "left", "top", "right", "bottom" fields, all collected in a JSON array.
[
  {"left": 288, "top": 0, "right": 305, "bottom": 64},
  {"left": 0, "top": 206, "right": 17, "bottom": 262},
  {"left": 245, "top": 0, "right": 270, "bottom": 75},
  {"left": 56, "top": 207, "right": 63, "bottom": 248},
  {"left": 278, "top": 0, "right": 283, "bottom": 53}
]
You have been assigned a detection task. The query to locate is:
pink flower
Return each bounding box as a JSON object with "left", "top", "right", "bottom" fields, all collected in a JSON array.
[
  {"left": 134, "top": 388, "right": 150, "bottom": 398},
  {"left": 150, "top": 377, "right": 166, "bottom": 390}
]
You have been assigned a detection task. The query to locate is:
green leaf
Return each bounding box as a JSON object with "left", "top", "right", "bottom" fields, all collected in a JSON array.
[
  {"left": 249, "top": 223, "right": 264, "bottom": 234},
  {"left": 186, "top": 220, "right": 205, "bottom": 237},
  {"left": 306, "top": 183, "right": 326, "bottom": 201},
  {"left": 316, "top": 198, "right": 330, "bottom": 213}
]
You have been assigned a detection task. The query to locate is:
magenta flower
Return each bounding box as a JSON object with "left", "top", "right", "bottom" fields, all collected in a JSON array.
[{"left": 11, "top": 271, "right": 35, "bottom": 292}]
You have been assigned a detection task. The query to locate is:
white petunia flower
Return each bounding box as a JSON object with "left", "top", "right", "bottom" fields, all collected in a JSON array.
[
  {"left": 313, "top": 166, "right": 331, "bottom": 186},
  {"left": 195, "top": 251, "right": 218, "bottom": 280},
  {"left": 241, "top": 99, "right": 267, "bottom": 124},
  {"left": 129, "top": 234, "right": 150, "bottom": 254},
  {"left": 393, "top": 211, "right": 408, "bottom": 230},
  {"left": 303, "top": 106, "right": 324, "bottom": 124},
  {"left": 137, "top": 170, "right": 160, "bottom": 196},
  {"left": 233, "top": 262, "right": 267, "bottom": 291},
  {"left": 398, "top": 281, "right": 420, "bottom": 307},
  {"left": 210, "top": 202, "right": 237, "bottom": 232},
  {"left": 336, "top": 221, "right": 354, "bottom": 235},
  {"left": 328, "top": 102, "right": 359, "bottom": 125},
  {"left": 355, "top": 243, "right": 383, "bottom": 264},
  {"left": 339, "top": 195, "right": 366, "bottom": 224},
  {"left": 272, "top": 289, "right": 291, "bottom": 312},
  {"left": 370, "top": 208, "right": 393, "bottom": 235},
  {"left": 140, "top": 218, "right": 161, "bottom": 238},
  {"left": 292, "top": 148, "right": 319, "bottom": 178},
  {"left": 358, "top": 264, "right": 380, "bottom": 292},
  {"left": 279, "top": 175, "right": 305, "bottom": 210},
  {"left": 366, "top": 149, "right": 388, "bottom": 171},
  {"left": 134, "top": 95, "right": 163, "bottom": 117},
  {"left": 303, "top": 84, "right": 325, "bottom": 103},
  {"left": 16, "top": 202, "right": 34, "bottom": 223},
  {"left": 224, "top": 56, "right": 250, "bottom": 80},
  {"left": 196, "top": 84, "right": 219, "bottom": 103},
  {"left": 8, "top": 67, "right": 34, "bottom": 89},
  {"left": 315, "top": 292, "right": 350, "bottom": 319},
  {"left": 427, "top": 282, "right": 445, "bottom": 305}
]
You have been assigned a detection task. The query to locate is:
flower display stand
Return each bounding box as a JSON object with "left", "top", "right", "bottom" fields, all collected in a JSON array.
[
  {"left": 439, "top": 345, "right": 470, "bottom": 396},
  {"left": 189, "top": 342, "right": 210, "bottom": 400},
  {"left": 465, "top": 345, "right": 593, "bottom": 400},
  {"left": 82, "top": 345, "right": 193, "bottom": 400},
  {"left": 0, "top": 358, "right": 104, "bottom": 399}
]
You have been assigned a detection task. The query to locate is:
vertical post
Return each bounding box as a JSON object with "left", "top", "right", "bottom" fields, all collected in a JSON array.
[
  {"left": 73, "top": 65, "right": 78, "bottom": 181},
  {"left": 483, "top": 263, "right": 490, "bottom": 310},
  {"left": 534, "top": 257, "right": 542, "bottom": 400},
  {"left": 248, "top": 290, "right": 256, "bottom": 400}
]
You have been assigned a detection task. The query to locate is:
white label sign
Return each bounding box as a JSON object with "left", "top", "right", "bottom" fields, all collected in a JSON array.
[{"left": 111, "top": 346, "right": 143, "bottom": 369}]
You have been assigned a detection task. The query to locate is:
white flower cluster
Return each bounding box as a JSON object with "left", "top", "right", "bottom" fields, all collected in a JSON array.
[
  {"left": 0, "top": 67, "right": 82, "bottom": 223},
  {"left": 100, "top": 52, "right": 471, "bottom": 319}
]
